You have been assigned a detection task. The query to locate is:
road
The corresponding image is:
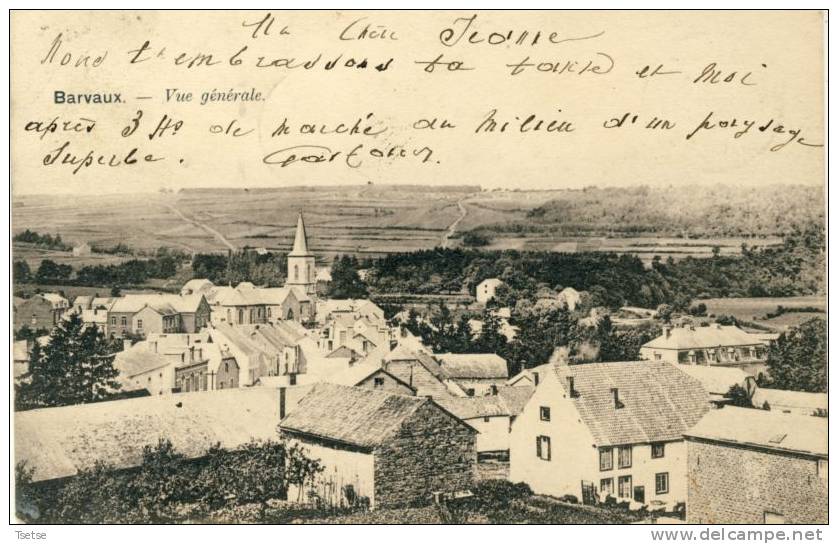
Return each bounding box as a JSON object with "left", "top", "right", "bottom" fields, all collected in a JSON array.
[
  {"left": 165, "top": 204, "right": 236, "bottom": 252},
  {"left": 441, "top": 197, "right": 469, "bottom": 248}
]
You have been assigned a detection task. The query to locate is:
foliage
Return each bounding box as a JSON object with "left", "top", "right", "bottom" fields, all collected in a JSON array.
[
  {"left": 14, "top": 260, "right": 31, "bottom": 283},
  {"left": 191, "top": 250, "right": 287, "bottom": 286},
  {"left": 15, "top": 461, "right": 39, "bottom": 522},
  {"left": 13, "top": 229, "right": 72, "bottom": 250},
  {"left": 75, "top": 256, "right": 179, "bottom": 286},
  {"left": 725, "top": 384, "right": 754, "bottom": 408},
  {"left": 328, "top": 255, "right": 369, "bottom": 299},
  {"left": 15, "top": 313, "right": 121, "bottom": 410},
  {"left": 25, "top": 438, "right": 323, "bottom": 524},
  {"left": 13, "top": 325, "right": 49, "bottom": 343},
  {"left": 36, "top": 259, "right": 73, "bottom": 283},
  {"left": 763, "top": 318, "right": 827, "bottom": 393},
  {"left": 462, "top": 231, "right": 492, "bottom": 247}
]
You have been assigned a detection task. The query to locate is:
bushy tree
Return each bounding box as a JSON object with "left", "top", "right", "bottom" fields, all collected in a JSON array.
[
  {"left": 13, "top": 260, "right": 31, "bottom": 283},
  {"left": 328, "top": 255, "right": 368, "bottom": 299},
  {"left": 764, "top": 318, "right": 827, "bottom": 393},
  {"left": 15, "top": 313, "right": 121, "bottom": 410}
]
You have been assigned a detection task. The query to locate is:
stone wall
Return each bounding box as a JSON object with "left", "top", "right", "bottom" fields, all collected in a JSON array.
[
  {"left": 373, "top": 401, "right": 476, "bottom": 508},
  {"left": 686, "top": 438, "right": 827, "bottom": 524}
]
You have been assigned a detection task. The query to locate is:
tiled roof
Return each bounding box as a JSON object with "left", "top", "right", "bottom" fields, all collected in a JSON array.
[
  {"left": 15, "top": 387, "right": 285, "bottom": 482},
  {"left": 685, "top": 406, "right": 827, "bottom": 457},
  {"left": 496, "top": 385, "right": 535, "bottom": 416},
  {"left": 279, "top": 383, "right": 429, "bottom": 449},
  {"left": 554, "top": 360, "right": 710, "bottom": 446},
  {"left": 109, "top": 294, "right": 204, "bottom": 314},
  {"left": 435, "top": 395, "right": 508, "bottom": 420},
  {"left": 38, "top": 293, "right": 69, "bottom": 308},
  {"left": 324, "top": 361, "right": 415, "bottom": 392},
  {"left": 643, "top": 325, "right": 764, "bottom": 351},
  {"left": 436, "top": 353, "right": 509, "bottom": 379}
]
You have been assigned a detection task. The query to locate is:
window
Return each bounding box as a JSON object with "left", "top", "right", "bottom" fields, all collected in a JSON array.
[
  {"left": 373, "top": 377, "right": 385, "bottom": 388},
  {"left": 652, "top": 443, "right": 665, "bottom": 459},
  {"left": 121, "top": 316, "right": 127, "bottom": 326},
  {"left": 137, "top": 319, "right": 143, "bottom": 330},
  {"left": 536, "top": 436, "right": 551, "bottom": 461},
  {"left": 540, "top": 406, "right": 551, "bottom": 421},
  {"left": 764, "top": 512, "right": 785, "bottom": 524},
  {"left": 294, "top": 264, "right": 299, "bottom": 280},
  {"left": 111, "top": 316, "right": 116, "bottom": 325},
  {"left": 483, "top": 416, "right": 490, "bottom": 423},
  {"left": 599, "top": 448, "right": 613, "bottom": 471},
  {"left": 618, "top": 446, "right": 632, "bottom": 468},
  {"left": 618, "top": 475, "right": 632, "bottom": 499},
  {"left": 466, "top": 388, "right": 475, "bottom": 397},
  {"left": 600, "top": 478, "right": 613, "bottom": 495},
  {"left": 655, "top": 472, "right": 669, "bottom": 495},
  {"left": 654, "top": 352, "right": 661, "bottom": 360}
]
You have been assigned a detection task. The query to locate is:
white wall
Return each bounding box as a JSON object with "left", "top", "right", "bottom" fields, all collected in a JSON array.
[
  {"left": 285, "top": 438, "right": 376, "bottom": 507},
  {"left": 465, "top": 415, "right": 510, "bottom": 453}
]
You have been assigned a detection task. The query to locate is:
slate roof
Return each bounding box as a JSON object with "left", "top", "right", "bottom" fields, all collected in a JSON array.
[
  {"left": 280, "top": 383, "right": 436, "bottom": 449},
  {"left": 496, "top": 385, "right": 535, "bottom": 416},
  {"left": 436, "top": 353, "right": 509, "bottom": 379},
  {"left": 114, "top": 344, "right": 171, "bottom": 378},
  {"left": 643, "top": 325, "right": 764, "bottom": 351},
  {"left": 15, "top": 387, "right": 285, "bottom": 482},
  {"left": 109, "top": 294, "right": 205, "bottom": 314},
  {"left": 684, "top": 406, "right": 827, "bottom": 458},
  {"left": 435, "top": 385, "right": 535, "bottom": 420},
  {"left": 554, "top": 360, "right": 710, "bottom": 446},
  {"left": 38, "top": 293, "right": 69, "bottom": 308},
  {"left": 751, "top": 388, "right": 828, "bottom": 413},
  {"left": 325, "top": 361, "right": 415, "bottom": 392},
  {"left": 675, "top": 365, "right": 751, "bottom": 396}
]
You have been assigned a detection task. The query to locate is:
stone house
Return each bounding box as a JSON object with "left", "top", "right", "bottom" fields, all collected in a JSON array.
[
  {"left": 279, "top": 383, "right": 477, "bottom": 509},
  {"left": 324, "top": 360, "right": 417, "bottom": 396},
  {"left": 435, "top": 353, "right": 509, "bottom": 396},
  {"left": 132, "top": 303, "right": 182, "bottom": 336},
  {"left": 509, "top": 360, "right": 709, "bottom": 506},
  {"left": 381, "top": 345, "right": 462, "bottom": 397},
  {"left": 106, "top": 294, "right": 210, "bottom": 338},
  {"left": 684, "top": 406, "right": 827, "bottom": 524},
  {"left": 71, "top": 242, "right": 91, "bottom": 256},
  {"left": 640, "top": 324, "right": 769, "bottom": 377},
  {"left": 174, "top": 343, "right": 240, "bottom": 393},
  {"left": 206, "top": 283, "right": 312, "bottom": 326},
  {"left": 14, "top": 293, "right": 69, "bottom": 332},
  {"left": 475, "top": 278, "right": 504, "bottom": 304}
]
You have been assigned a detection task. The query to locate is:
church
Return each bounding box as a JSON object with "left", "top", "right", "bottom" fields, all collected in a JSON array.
[{"left": 285, "top": 211, "right": 318, "bottom": 297}]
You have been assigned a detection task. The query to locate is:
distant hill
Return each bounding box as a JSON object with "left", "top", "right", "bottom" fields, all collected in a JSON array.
[{"left": 470, "top": 184, "right": 824, "bottom": 238}]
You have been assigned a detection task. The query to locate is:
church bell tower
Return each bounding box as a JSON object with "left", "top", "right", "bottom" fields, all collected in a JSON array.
[{"left": 285, "top": 211, "right": 316, "bottom": 296}]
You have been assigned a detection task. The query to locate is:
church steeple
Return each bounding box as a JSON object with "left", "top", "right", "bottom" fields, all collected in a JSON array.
[
  {"left": 289, "top": 211, "right": 313, "bottom": 257},
  {"left": 285, "top": 211, "right": 316, "bottom": 296}
]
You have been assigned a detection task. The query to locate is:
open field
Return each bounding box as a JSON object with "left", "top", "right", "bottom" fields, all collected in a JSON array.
[
  {"left": 13, "top": 186, "right": 790, "bottom": 266},
  {"left": 697, "top": 296, "right": 826, "bottom": 331}
]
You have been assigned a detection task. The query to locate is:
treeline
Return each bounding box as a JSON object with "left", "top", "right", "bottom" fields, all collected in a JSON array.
[
  {"left": 14, "top": 255, "right": 180, "bottom": 286},
  {"left": 191, "top": 250, "right": 288, "bottom": 287},
  {"left": 16, "top": 438, "right": 323, "bottom": 524},
  {"left": 367, "top": 223, "right": 825, "bottom": 309},
  {"left": 13, "top": 229, "right": 71, "bottom": 251},
  {"left": 473, "top": 184, "right": 824, "bottom": 238}
]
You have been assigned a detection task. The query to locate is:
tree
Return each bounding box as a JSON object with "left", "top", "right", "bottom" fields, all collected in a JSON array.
[
  {"left": 764, "top": 318, "right": 826, "bottom": 393},
  {"left": 15, "top": 313, "right": 121, "bottom": 410},
  {"left": 35, "top": 259, "right": 72, "bottom": 283},
  {"left": 13, "top": 260, "right": 31, "bottom": 283},
  {"left": 656, "top": 303, "right": 674, "bottom": 323},
  {"left": 725, "top": 384, "right": 754, "bottom": 408},
  {"left": 328, "top": 255, "right": 368, "bottom": 299}
]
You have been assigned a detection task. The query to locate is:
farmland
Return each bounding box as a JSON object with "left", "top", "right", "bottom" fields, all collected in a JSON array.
[
  {"left": 13, "top": 184, "right": 795, "bottom": 268},
  {"left": 697, "top": 296, "right": 826, "bottom": 331}
]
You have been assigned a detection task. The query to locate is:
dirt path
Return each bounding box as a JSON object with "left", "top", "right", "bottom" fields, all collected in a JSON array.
[
  {"left": 165, "top": 204, "right": 236, "bottom": 252},
  {"left": 441, "top": 197, "right": 469, "bottom": 248}
]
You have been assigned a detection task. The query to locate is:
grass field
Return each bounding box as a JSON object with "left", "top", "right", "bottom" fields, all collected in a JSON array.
[
  {"left": 12, "top": 186, "right": 786, "bottom": 266},
  {"left": 697, "top": 296, "right": 826, "bottom": 331}
]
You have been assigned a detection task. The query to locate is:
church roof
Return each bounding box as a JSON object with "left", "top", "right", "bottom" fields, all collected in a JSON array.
[{"left": 288, "top": 212, "right": 313, "bottom": 257}]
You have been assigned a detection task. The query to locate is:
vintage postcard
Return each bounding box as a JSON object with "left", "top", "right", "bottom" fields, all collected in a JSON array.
[{"left": 9, "top": 9, "right": 827, "bottom": 531}]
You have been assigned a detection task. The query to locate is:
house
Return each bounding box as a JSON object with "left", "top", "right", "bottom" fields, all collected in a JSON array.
[
  {"left": 684, "top": 407, "right": 827, "bottom": 524},
  {"left": 180, "top": 278, "right": 214, "bottom": 296},
  {"left": 435, "top": 353, "right": 509, "bottom": 396},
  {"left": 72, "top": 242, "right": 91, "bottom": 256},
  {"left": 640, "top": 324, "right": 769, "bottom": 377},
  {"left": 14, "top": 293, "right": 69, "bottom": 332},
  {"left": 206, "top": 283, "right": 312, "bottom": 325},
  {"left": 207, "top": 321, "right": 337, "bottom": 387},
  {"left": 114, "top": 342, "right": 178, "bottom": 395},
  {"left": 319, "top": 309, "right": 392, "bottom": 358},
  {"left": 278, "top": 383, "right": 477, "bottom": 509},
  {"left": 475, "top": 278, "right": 504, "bottom": 304},
  {"left": 324, "top": 360, "right": 416, "bottom": 396},
  {"left": 381, "top": 345, "right": 462, "bottom": 397},
  {"left": 436, "top": 385, "right": 534, "bottom": 456},
  {"left": 106, "top": 294, "right": 211, "bottom": 337},
  {"left": 14, "top": 386, "right": 313, "bottom": 486},
  {"left": 750, "top": 388, "right": 827, "bottom": 416},
  {"left": 174, "top": 343, "right": 240, "bottom": 393},
  {"left": 507, "top": 363, "right": 551, "bottom": 388},
  {"left": 509, "top": 360, "right": 709, "bottom": 506}
]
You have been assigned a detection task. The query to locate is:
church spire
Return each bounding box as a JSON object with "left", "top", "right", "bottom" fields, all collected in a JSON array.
[{"left": 289, "top": 211, "right": 312, "bottom": 257}]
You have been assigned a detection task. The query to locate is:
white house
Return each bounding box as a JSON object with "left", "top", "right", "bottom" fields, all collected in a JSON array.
[
  {"left": 509, "top": 360, "right": 709, "bottom": 507},
  {"left": 475, "top": 278, "right": 504, "bottom": 304}
]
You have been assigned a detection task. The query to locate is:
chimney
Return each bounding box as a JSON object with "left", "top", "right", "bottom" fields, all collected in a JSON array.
[
  {"left": 490, "top": 384, "right": 498, "bottom": 396},
  {"left": 279, "top": 387, "right": 286, "bottom": 419},
  {"left": 150, "top": 340, "right": 158, "bottom": 353},
  {"left": 566, "top": 376, "right": 577, "bottom": 398},
  {"left": 664, "top": 326, "right": 672, "bottom": 339},
  {"left": 611, "top": 388, "right": 624, "bottom": 409}
]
